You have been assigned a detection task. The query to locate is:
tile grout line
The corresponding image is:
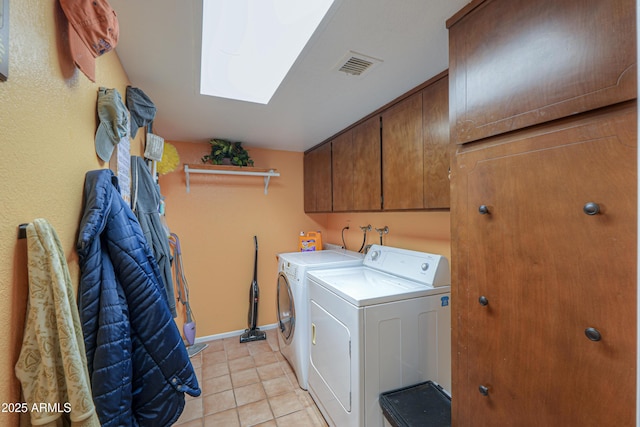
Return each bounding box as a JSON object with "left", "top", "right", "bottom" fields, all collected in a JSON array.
[{"left": 173, "top": 329, "right": 328, "bottom": 427}]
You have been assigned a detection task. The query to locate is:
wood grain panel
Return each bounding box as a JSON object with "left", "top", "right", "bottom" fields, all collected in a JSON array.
[
  {"left": 451, "top": 102, "right": 637, "bottom": 426},
  {"left": 382, "top": 92, "right": 423, "bottom": 210},
  {"left": 448, "top": 0, "right": 636, "bottom": 144},
  {"left": 422, "top": 75, "right": 450, "bottom": 209},
  {"left": 331, "top": 116, "right": 381, "bottom": 211},
  {"left": 352, "top": 116, "right": 381, "bottom": 210},
  {"left": 303, "top": 142, "right": 332, "bottom": 212},
  {"left": 331, "top": 132, "right": 354, "bottom": 212}
]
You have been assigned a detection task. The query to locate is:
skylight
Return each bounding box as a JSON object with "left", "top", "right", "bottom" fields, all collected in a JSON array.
[{"left": 200, "top": 0, "right": 335, "bottom": 105}]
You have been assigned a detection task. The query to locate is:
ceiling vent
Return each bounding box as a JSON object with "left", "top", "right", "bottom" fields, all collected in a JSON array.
[{"left": 335, "top": 51, "right": 382, "bottom": 76}]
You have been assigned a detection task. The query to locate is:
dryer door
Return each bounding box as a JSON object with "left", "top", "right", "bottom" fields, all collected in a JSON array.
[{"left": 277, "top": 273, "right": 295, "bottom": 344}]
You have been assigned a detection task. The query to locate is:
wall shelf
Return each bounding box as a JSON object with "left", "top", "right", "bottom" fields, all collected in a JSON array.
[{"left": 184, "top": 164, "right": 280, "bottom": 195}]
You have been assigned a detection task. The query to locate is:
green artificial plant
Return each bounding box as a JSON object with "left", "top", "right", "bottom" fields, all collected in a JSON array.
[{"left": 202, "top": 138, "right": 254, "bottom": 167}]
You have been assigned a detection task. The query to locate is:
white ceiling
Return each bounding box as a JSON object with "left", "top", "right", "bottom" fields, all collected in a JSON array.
[{"left": 108, "top": 0, "right": 469, "bottom": 152}]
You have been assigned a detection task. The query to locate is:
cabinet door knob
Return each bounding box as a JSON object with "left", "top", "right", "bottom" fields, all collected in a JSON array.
[
  {"left": 583, "top": 202, "right": 600, "bottom": 215},
  {"left": 479, "top": 385, "right": 489, "bottom": 396},
  {"left": 478, "top": 205, "right": 490, "bottom": 215},
  {"left": 585, "top": 327, "right": 602, "bottom": 341},
  {"left": 479, "top": 296, "right": 489, "bottom": 306}
]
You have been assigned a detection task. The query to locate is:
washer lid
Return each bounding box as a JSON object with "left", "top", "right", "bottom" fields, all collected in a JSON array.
[
  {"left": 308, "top": 266, "right": 450, "bottom": 306},
  {"left": 278, "top": 249, "right": 363, "bottom": 267}
]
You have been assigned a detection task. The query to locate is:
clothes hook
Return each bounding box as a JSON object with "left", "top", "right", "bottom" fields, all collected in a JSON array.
[{"left": 18, "top": 223, "right": 28, "bottom": 239}]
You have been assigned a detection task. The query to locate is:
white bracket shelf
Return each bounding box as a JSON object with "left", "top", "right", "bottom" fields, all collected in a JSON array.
[{"left": 184, "top": 164, "right": 280, "bottom": 195}]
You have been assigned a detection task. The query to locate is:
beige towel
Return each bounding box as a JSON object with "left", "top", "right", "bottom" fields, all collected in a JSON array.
[{"left": 15, "top": 219, "right": 100, "bottom": 427}]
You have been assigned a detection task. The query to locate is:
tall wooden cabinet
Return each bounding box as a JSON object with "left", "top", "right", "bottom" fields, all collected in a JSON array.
[
  {"left": 453, "top": 105, "right": 637, "bottom": 426},
  {"left": 448, "top": 0, "right": 637, "bottom": 425}
]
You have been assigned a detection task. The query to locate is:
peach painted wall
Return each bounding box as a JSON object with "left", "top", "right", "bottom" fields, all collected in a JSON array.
[
  {"left": 160, "top": 140, "right": 452, "bottom": 340},
  {"left": 323, "top": 212, "right": 451, "bottom": 260},
  {"left": 159, "top": 141, "right": 328, "bottom": 337},
  {"left": 0, "top": 1, "right": 141, "bottom": 424}
]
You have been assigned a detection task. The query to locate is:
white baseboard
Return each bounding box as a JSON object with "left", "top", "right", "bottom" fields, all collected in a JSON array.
[{"left": 194, "top": 323, "right": 278, "bottom": 344}]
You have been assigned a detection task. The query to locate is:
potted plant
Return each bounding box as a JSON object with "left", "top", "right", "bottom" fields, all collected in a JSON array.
[{"left": 202, "top": 138, "right": 254, "bottom": 167}]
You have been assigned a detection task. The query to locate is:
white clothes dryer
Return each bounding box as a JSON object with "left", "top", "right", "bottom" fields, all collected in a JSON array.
[
  {"left": 277, "top": 249, "right": 363, "bottom": 390},
  {"left": 307, "top": 245, "right": 451, "bottom": 427}
]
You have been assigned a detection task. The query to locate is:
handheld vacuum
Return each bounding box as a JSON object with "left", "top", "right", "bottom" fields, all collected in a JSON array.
[{"left": 240, "top": 235, "right": 266, "bottom": 343}]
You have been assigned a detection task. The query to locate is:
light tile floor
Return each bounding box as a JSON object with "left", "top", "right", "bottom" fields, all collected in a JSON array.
[{"left": 174, "top": 328, "right": 329, "bottom": 427}]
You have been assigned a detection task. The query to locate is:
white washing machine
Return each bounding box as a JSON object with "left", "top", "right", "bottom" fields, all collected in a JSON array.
[
  {"left": 307, "top": 245, "right": 451, "bottom": 427},
  {"left": 277, "top": 249, "right": 364, "bottom": 390}
]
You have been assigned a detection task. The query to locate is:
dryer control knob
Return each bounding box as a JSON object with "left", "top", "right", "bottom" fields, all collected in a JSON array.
[
  {"left": 370, "top": 250, "right": 380, "bottom": 260},
  {"left": 421, "top": 263, "right": 429, "bottom": 271}
]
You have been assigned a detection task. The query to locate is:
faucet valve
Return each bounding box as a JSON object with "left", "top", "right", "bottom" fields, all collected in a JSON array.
[
  {"left": 374, "top": 226, "right": 389, "bottom": 245},
  {"left": 375, "top": 226, "right": 389, "bottom": 236}
]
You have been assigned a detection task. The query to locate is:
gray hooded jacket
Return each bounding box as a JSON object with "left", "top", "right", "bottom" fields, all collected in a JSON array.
[{"left": 131, "top": 156, "right": 176, "bottom": 317}]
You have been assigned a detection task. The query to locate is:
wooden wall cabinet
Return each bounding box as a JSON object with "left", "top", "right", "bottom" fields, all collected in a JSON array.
[
  {"left": 382, "top": 91, "right": 424, "bottom": 210},
  {"left": 448, "top": 0, "right": 636, "bottom": 144},
  {"left": 449, "top": 0, "right": 637, "bottom": 425},
  {"left": 422, "top": 76, "right": 450, "bottom": 209},
  {"left": 332, "top": 116, "right": 381, "bottom": 212},
  {"left": 303, "top": 142, "right": 332, "bottom": 212},
  {"left": 305, "top": 72, "right": 450, "bottom": 212},
  {"left": 382, "top": 74, "right": 450, "bottom": 210},
  {"left": 330, "top": 131, "right": 353, "bottom": 212}
]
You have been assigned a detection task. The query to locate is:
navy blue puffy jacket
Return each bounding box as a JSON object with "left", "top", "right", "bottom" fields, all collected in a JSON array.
[{"left": 77, "top": 170, "right": 201, "bottom": 427}]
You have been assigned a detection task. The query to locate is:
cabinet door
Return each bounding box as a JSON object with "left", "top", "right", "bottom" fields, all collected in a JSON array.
[
  {"left": 422, "top": 75, "right": 450, "bottom": 209},
  {"left": 332, "top": 116, "right": 381, "bottom": 211},
  {"left": 451, "top": 103, "right": 637, "bottom": 426},
  {"left": 331, "top": 131, "right": 354, "bottom": 212},
  {"left": 382, "top": 92, "right": 423, "bottom": 210},
  {"left": 448, "top": 0, "right": 636, "bottom": 144},
  {"left": 352, "top": 116, "right": 381, "bottom": 211},
  {"left": 304, "top": 143, "right": 332, "bottom": 212}
]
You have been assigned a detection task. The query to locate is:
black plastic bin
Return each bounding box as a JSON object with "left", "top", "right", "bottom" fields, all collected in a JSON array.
[{"left": 379, "top": 381, "right": 451, "bottom": 427}]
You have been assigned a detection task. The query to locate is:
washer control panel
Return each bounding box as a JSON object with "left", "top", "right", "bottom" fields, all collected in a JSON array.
[{"left": 281, "top": 261, "right": 300, "bottom": 282}]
